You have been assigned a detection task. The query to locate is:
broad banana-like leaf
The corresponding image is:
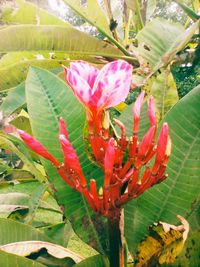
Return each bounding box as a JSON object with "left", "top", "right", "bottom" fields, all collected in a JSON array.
[
  {"left": 62, "top": 0, "right": 110, "bottom": 35},
  {"left": 0, "top": 59, "right": 68, "bottom": 91},
  {"left": 0, "top": 25, "right": 122, "bottom": 57},
  {"left": 0, "top": 250, "right": 45, "bottom": 267},
  {"left": 0, "top": 218, "right": 51, "bottom": 245},
  {"left": 135, "top": 18, "right": 199, "bottom": 73},
  {"left": 145, "top": 68, "right": 179, "bottom": 121},
  {"left": 0, "top": 182, "right": 63, "bottom": 226},
  {"left": 63, "top": 0, "right": 130, "bottom": 55},
  {"left": 0, "top": 240, "right": 82, "bottom": 263},
  {"left": 25, "top": 67, "right": 107, "bottom": 254},
  {"left": 1, "top": 0, "right": 69, "bottom": 26},
  {"left": 124, "top": 84, "right": 200, "bottom": 255}
]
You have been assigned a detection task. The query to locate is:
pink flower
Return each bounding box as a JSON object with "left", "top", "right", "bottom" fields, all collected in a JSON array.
[{"left": 64, "top": 60, "right": 133, "bottom": 115}]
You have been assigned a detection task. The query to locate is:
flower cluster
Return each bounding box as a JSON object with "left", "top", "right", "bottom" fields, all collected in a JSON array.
[{"left": 18, "top": 60, "right": 171, "bottom": 217}]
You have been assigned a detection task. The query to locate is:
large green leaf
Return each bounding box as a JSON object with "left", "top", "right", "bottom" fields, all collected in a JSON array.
[
  {"left": 63, "top": 0, "right": 130, "bottom": 55},
  {"left": 1, "top": 0, "right": 69, "bottom": 26},
  {"left": 0, "top": 240, "right": 82, "bottom": 264},
  {"left": 0, "top": 250, "right": 45, "bottom": 267},
  {"left": 0, "top": 25, "right": 122, "bottom": 57},
  {"left": 135, "top": 18, "right": 199, "bottom": 72},
  {"left": 25, "top": 67, "right": 107, "bottom": 254},
  {"left": 63, "top": 0, "right": 110, "bottom": 35},
  {"left": 125, "top": 84, "right": 200, "bottom": 254},
  {"left": 0, "top": 218, "right": 51, "bottom": 245},
  {"left": 146, "top": 69, "right": 179, "bottom": 121},
  {"left": 0, "top": 181, "right": 62, "bottom": 226}
]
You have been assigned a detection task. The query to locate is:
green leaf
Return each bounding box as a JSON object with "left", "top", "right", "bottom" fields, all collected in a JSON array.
[
  {"left": 1, "top": 0, "right": 69, "bottom": 26},
  {"left": 125, "top": 0, "right": 144, "bottom": 32},
  {"left": 125, "top": 84, "right": 200, "bottom": 254},
  {"left": 0, "top": 82, "right": 25, "bottom": 116},
  {"left": 0, "top": 250, "right": 45, "bottom": 267},
  {"left": 0, "top": 240, "right": 82, "bottom": 264},
  {"left": 0, "top": 133, "right": 46, "bottom": 183},
  {"left": 10, "top": 110, "right": 32, "bottom": 134},
  {"left": 73, "top": 254, "right": 109, "bottom": 267},
  {"left": 0, "top": 218, "right": 51, "bottom": 245},
  {"left": 63, "top": 0, "right": 130, "bottom": 55},
  {"left": 42, "top": 222, "right": 72, "bottom": 247},
  {"left": 63, "top": 0, "right": 110, "bottom": 35},
  {"left": 0, "top": 25, "right": 122, "bottom": 57},
  {"left": 170, "top": 230, "right": 200, "bottom": 267},
  {"left": 0, "top": 59, "right": 68, "bottom": 91},
  {"left": 25, "top": 67, "right": 107, "bottom": 254},
  {"left": 135, "top": 18, "right": 199, "bottom": 72},
  {"left": 0, "top": 182, "right": 62, "bottom": 225}
]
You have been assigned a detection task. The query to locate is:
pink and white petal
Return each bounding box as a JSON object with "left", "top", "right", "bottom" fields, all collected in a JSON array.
[
  {"left": 70, "top": 61, "right": 99, "bottom": 88},
  {"left": 93, "top": 60, "right": 133, "bottom": 109},
  {"left": 64, "top": 67, "right": 93, "bottom": 107}
]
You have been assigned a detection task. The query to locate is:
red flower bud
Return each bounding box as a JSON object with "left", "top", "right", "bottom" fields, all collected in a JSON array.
[
  {"left": 17, "top": 129, "right": 59, "bottom": 167},
  {"left": 133, "top": 91, "right": 145, "bottom": 133},
  {"left": 104, "top": 138, "right": 115, "bottom": 187},
  {"left": 59, "top": 134, "right": 86, "bottom": 187},
  {"left": 137, "top": 125, "right": 156, "bottom": 160},
  {"left": 155, "top": 123, "right": 169, "bottom": 164}
]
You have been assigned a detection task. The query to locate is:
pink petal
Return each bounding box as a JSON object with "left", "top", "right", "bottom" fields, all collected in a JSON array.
[
  {"left": 148, "top": 96, "right": 157, "bottom": 126},
  {"left": 133, "top": 91, "right": 145, "bottom": 133},
  {"left": 93, "top": 60, "right": 133, "bottom": 109},
  {"left": 17, "top": 129, "right": 59, "bottom": 167},
  {"left": 70, "top": 61, "right": 99, "bottom": 88},
  {"left": 64, "top": 66, "right": 93, "bottom": 108}
]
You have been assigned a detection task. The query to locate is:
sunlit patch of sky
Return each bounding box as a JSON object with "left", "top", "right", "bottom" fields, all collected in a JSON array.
[
  {"left": 48, "top": 0, "right": 69, "bottom": 19},
  {"left": 47, "top": 0, "right": 98, "bottom": 35},
  {"left": 168, "top": 3, "right": 178, "bottom": 13}
]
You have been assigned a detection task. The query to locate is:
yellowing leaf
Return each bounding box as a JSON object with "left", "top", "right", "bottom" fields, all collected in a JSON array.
[{"left": 135, "top": 215, "right": 189, "bottom": 266}]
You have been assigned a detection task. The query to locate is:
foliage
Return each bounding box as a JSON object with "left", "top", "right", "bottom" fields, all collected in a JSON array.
[{"left": 0, "top": 0, "right": 199, "bottom": 266}]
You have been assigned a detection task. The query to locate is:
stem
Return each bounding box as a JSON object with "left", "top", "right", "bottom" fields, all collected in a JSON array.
[{"left": 108, "top": 209, "right": 124, "bottom": 267}]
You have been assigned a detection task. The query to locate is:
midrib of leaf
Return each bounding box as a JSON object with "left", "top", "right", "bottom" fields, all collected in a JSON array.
[
  {"left": 155, "top": 130, "right": 200, "bottom": 220},
  {"left": 28, "top": 73, "right": 60, "bottom": 123}
]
